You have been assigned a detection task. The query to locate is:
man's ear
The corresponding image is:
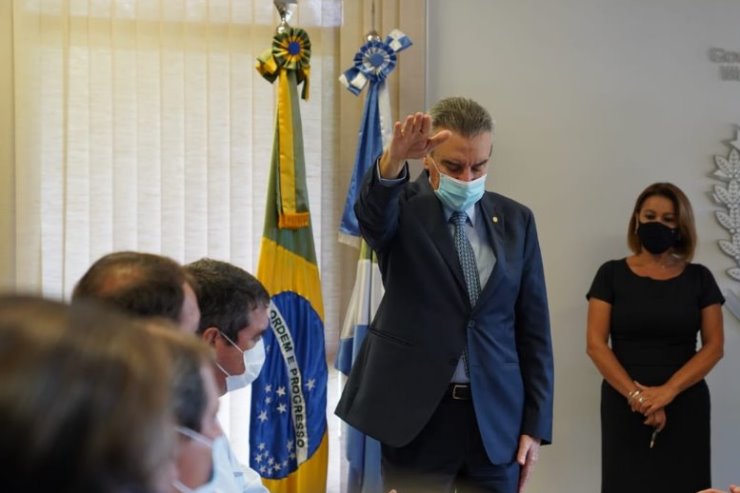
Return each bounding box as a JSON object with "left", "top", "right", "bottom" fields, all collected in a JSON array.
[{"left": 201, "top": 326, "right": 220, "bottom": 346}]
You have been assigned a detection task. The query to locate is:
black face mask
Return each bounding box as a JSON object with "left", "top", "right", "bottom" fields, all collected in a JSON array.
[{"left": 637, "top": 221, "right": 678, "bottom": 254}]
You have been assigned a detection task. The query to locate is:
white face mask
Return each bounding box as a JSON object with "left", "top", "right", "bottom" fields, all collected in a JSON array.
[
  {"left": 216, "top": 335, "right": 265, "bottom": 393},
  {"left": 172, "top": 426, "right": 217, "bottom": 493}
]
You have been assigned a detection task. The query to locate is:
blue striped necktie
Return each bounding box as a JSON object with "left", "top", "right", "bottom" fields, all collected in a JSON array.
[
  {"left": 451, "top": 211, "right": 481, "bottom": 378},
  {"left": 451, "top": 211, "right": 481, "bottom": 306}
]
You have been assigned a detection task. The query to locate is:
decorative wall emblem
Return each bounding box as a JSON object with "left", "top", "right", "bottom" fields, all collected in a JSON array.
[
  {"left": 711, "top": 128, "right": 740, "bottom": 318},
  {"left": 709, "top": 47, "right": 740, "bottom": 82}
]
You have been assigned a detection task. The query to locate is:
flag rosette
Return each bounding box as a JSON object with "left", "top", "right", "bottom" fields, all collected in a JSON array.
[
  {"left": 255, "top": 26, "right": 313, "bottom": 229},
  {"left": 257, "top": 27, "right": 311, "bottom": 100},
  {"left": 339, "top": 29, "right": 412, "bottom": 96}
]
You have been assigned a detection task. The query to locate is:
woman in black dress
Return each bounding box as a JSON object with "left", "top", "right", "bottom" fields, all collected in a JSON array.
[{"left": 586, "top": 182, "right": 725, "bottom": 493}]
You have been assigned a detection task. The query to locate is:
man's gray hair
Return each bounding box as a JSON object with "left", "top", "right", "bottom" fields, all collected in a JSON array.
[{"left": 430, "top": 96, "right": 494, "bottom": 136}]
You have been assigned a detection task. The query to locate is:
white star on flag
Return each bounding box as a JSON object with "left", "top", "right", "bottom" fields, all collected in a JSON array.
[
  {"left": 731, "top": 129, "right": 740, "bottom": 151},
  {"left": 258, "top": 410, "right": 268, "bottom": 423}
]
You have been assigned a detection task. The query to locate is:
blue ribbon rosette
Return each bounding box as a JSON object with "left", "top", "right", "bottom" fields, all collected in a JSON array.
[{"left": 339, "top": 29, "right": 412, "bottom": 95}]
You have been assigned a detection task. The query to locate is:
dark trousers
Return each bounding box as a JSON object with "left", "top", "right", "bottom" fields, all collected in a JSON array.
[{"left": 381, "top": 388, "right": 520, "bottom": 493}]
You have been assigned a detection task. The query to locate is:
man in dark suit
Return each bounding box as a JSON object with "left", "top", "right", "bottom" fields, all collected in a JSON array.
[{"left": 335, "top": 97, "right": 554, "bottom": 493}]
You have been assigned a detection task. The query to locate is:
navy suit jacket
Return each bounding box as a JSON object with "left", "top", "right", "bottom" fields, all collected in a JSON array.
[{"left": 335, "top": 166, "right": 554, "bottom": 464}]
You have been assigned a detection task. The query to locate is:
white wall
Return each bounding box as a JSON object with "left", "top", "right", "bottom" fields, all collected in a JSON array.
[{"left": 427, "top": 1, "right": 740, "bottom": 491}]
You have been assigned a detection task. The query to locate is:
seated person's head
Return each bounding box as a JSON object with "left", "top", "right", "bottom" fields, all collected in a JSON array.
[
  {"left": 73, "top": 251, "right": 201, "bottom": 333},
  {"left": 0, "top": 296, "right": 175, "bottom": 493},
  {"left": 184, "top": 258, "right": 270, "bottom": 396},
  {"left": 144, "top": 321, "right": 222, "bottom": 492}
]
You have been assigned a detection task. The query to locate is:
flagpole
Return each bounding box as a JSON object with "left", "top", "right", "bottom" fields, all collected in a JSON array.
[
  {"left": 367, "top": 0, "right": 380, "bottom": 42},
  {"left": 274, "top": 0, "right": 297, "bottom": 34}
]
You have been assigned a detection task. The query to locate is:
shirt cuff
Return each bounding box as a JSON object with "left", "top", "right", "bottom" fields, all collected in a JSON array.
[{"left": 376, "top": 159, "right": 408, "bottom": 186}]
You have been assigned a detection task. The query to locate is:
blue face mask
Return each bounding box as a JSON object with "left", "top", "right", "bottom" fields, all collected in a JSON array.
[{"left": 430, "top": 159, "right": 487, "bottom": 212}]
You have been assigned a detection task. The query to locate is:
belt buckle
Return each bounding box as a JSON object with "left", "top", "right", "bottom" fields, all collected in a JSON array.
[{"left": 451, "top": 384, "right": 469, "bottom": 400}]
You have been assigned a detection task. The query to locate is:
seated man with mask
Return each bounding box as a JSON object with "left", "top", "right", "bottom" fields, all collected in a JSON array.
[
  {"left": 73, "top": 252, "right": 256, "bottom": 493},
  {"left": 144, "top": 321, "right": 224, "bottom": 493},
  {"left": 185, "top": 258, "right": 270, "bottom": 493}
]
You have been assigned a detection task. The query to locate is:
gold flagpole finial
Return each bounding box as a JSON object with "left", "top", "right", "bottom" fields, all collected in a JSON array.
[
  {"left": 365, "top": 0, "right": 381, "bottom": 42},
  {"left": 274, "top": 0, "right": 297, "bottom": 34}
]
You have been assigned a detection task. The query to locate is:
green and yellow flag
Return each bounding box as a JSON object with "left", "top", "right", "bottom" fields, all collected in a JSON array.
[{"left": 251, "top": 27, "right": 329, "bottom": 493}]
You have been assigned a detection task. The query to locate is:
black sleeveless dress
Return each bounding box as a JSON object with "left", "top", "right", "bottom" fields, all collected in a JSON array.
[{"left": 587, "top": 259, "right": 724, "bottom": 493}]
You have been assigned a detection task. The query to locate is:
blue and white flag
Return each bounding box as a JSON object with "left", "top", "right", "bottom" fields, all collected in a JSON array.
[
  {"left": 335, "top": 242, "right": 385, "bottom": 493},
  {"left": 336, "top": 29, "right": 412, "bottom": 493},
  {"left": 338, "top": 29, "right": 412, "bottom": 246}
]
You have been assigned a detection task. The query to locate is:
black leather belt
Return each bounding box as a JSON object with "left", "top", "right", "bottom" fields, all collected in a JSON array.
[{"left": 449, "top": 383, "right": 471, "bottom": 400}]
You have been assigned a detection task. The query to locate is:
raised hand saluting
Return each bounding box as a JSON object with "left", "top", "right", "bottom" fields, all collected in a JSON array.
[{"left": 379, "top": 112, "right": 450, "bottom": 179}]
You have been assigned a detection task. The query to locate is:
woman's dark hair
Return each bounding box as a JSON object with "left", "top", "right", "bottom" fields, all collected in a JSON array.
[{"left": 627, "top": 182, "right": 697, "bottom": 261}]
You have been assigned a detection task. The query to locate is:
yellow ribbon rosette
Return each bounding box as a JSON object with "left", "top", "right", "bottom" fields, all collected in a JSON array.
[{"left": 256, "top": 27, "right": 312, "bottom": 229}]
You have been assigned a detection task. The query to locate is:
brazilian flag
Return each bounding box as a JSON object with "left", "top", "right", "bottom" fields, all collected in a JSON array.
[{"left": 251, "top": 27, "right": 328, "bottom": 493}]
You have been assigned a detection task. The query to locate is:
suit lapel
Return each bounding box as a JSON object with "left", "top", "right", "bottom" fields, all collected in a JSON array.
[
  {"left": 411, "top": 174, "right": 468, "bottom": 295},
  {"left": 478, "top": 194, "right": 506, "bottom": 299}
]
